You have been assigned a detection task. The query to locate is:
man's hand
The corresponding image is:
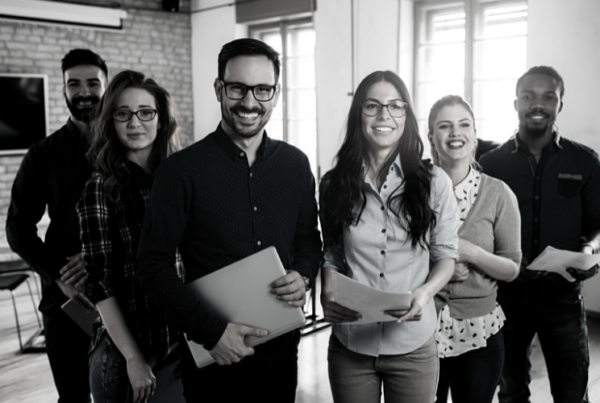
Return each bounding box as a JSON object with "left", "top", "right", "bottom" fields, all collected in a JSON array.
[
  {"left": 450, "top": 262, "right": 470, "bottom": 282},
  {"left": 55, "top": 278, "right": 95, "bottom": 311},
  {"left": 60, "top": 253, "right": 87, "bottom": 290},
  {"left": 567, "top": 245, "right": 599, "bottom": 281},
  {"left": 515, "top": 257, "right": 547, "bottom": 282},
  {"left": 270, "top": 270, "right": 307, "bottom": 307},
  {"left": 126, "top": 356, "right": 156, "bottom": 403},
  {"left": 385, "top": 287, "right": 429, "bottom": 323},
  {"left": 208, "top": 323, "right": 268, "bottom": 366}
]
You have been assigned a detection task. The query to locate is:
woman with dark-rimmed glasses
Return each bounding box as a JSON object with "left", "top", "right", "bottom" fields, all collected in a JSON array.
[
  {"left": 319, "top": 70, "right": 459, "bottom": 403},
  {"left": 77, "top": 70, "right": 183, "bottom": 403}
]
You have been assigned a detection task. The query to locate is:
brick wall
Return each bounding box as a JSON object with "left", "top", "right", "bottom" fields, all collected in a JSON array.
[{"left": 0, "top": 0, "right": 193, "bottom": 252}]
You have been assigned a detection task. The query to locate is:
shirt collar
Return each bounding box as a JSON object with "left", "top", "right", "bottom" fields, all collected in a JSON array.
[
  {"left": 361, "top": 153, "right": 404, "bottom": 180},
  {"left": 511, "top": 129, "right": 562, "bottom": 154},
  {"left": 213, "top": 123, "right": 270, "bottom": 163},
  {"left": 454, "top": 167, "right": 477, "bottom": 197}
]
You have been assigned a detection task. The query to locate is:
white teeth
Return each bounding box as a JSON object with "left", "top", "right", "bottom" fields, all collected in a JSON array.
[
  {"left": 374, "top": 127, "right": 392, "bottom": 133},
  {"left": 447, "top": 140, "right": 465, "bottom": 149},
  {"left": 238, "top": 112, "right": 258, "bottom": 119},
  {"left": 531, "top": 115, "right": 544, "bottom": 120}
]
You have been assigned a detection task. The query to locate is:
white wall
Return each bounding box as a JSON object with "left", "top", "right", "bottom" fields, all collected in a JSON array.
[{"left": 528, "top": 0, "right": 600, "bottom": 313}]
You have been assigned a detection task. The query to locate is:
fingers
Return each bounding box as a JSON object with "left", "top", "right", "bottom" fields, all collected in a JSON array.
[
  {"left": 270, "top": 271, "right": 306, "bottom": 306},
  {"left": 393, "top": 302, "right": 423, "bottom": 323},
  {"left": 322, "top": 301, "right": 361, "bottom": 323}
]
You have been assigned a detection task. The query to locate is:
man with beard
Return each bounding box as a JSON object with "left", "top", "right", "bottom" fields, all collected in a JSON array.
[
  {"left": 6, "top": 49, "right": 107, "bottom": 402},
  {"left": 135, "top": 38, "right": 321, "bottom": 402},
  {"left": 480, "top": 66, "right": 600, "bottom": 403}
]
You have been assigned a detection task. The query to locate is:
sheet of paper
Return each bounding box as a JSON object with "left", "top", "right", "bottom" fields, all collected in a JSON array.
[
  {"left": 329, "top": 271, "right": 411, "bottom": 324},
  {"left": 526, "top": 246, "right": 600, "bottom": 282}
]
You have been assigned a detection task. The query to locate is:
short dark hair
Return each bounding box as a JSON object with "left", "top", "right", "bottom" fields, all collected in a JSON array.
[
  {"left": 61, "top": 49, "right": 108, "bottom": 80},
  {"left": 516, "top": 65, "right": 565, "bottom": 99},
  {"left": 218, "top": 38, "right": 280, "bottom": 84}
]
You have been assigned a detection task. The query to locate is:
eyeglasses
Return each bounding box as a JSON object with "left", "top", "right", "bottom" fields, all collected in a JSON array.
[
  {"left": 113, "top": 109, "right": 157, "bottom": 122},
  {"left": 361, "top": 101, "right": 408, "bottom": 118},
  {"left": 220, "top": 80, "right": 277, "bottom": 101}
]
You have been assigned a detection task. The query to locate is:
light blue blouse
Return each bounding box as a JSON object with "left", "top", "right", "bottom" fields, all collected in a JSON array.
[{"left": 323, "top": 156, "right": 459, "bottom": 356}]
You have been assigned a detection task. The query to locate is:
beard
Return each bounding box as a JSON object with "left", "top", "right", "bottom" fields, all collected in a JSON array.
[
  {"left": 521, "top": 110, "right": 554, "bottom": 138},
  {"left": 221, "top": 104, "right": 269, "bottom": 139},
  {"left": 65, "top": 94, "right": 100, "bottom": 124}
]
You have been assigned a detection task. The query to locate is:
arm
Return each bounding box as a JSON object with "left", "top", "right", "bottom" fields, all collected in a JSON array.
[
  {"left": 6, "top": 146, "right": 68, "bottom": 282},
  {"left": 458, "top": 239, "right": 519, "bottom": 281},
  {"left": 97, "top": 297, "right": 155, "bottom": 403},
  {"left": 270, "top": 160, "right": 322, "bottom": 306}
]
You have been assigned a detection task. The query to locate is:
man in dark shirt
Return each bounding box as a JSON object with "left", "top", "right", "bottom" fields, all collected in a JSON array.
[
  {"left": 6, "top": 49, "right": 107, "bottom": 403},
  {"left": 135, "top": 38, "right": 321, "bottom": 402},
  {"left": 480, "top": 66, "right": 600, "bottom": 403}
]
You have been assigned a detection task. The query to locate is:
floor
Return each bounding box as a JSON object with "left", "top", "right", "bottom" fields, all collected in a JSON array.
[{"left": 2, "top": 276, "right": 600, "bottom": 403}]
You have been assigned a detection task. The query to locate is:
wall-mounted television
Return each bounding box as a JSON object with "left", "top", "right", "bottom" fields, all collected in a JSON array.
[{"left": 0, "top": 74, "right": 49, "bottom": 155}]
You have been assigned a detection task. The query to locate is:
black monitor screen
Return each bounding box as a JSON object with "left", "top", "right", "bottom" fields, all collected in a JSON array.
[{"left": 0, "top": 74, "right": 48, "bottom": 154}]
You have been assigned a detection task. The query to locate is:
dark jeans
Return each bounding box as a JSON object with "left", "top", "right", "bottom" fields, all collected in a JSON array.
[
  {"left": 43, "top": 309, "right": 91, "bottom": 403},
  {"left": 498, "top": 284, "right": 589, "bottom": 403},
  {"left": 180, "top": 329, "right": 301, "bottom": 403},
  {"left": 436, "top": 331, "right": 504, "bottom": 403}
]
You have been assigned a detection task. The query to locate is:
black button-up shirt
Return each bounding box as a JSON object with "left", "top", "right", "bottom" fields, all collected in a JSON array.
[
  {"left": 480, "top": 132, "right": 600, "bottom": 295},
  {"left": 135, "top": 124, "right": 322, "bottom": 349},
  {"left": 6, "top": 119, "right": 92, "bottom": 314}
]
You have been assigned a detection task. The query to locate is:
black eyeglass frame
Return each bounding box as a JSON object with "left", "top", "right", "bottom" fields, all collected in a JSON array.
[
  {"left": 361, "top": 100, "right": 409, "bottom": 118},
  {"left": 112, "top": 109, "right": 158, "bottom": 122},
  {"left": 219, "top": 80, "right": 277, "bottom": 102}
]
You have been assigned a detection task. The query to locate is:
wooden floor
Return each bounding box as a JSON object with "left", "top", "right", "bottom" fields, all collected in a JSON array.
[{"left": 2, "top": 278, "right": 600, "bottom": 403}]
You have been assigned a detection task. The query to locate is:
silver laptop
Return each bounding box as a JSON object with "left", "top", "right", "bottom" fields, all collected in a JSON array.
[{"left": 185, "top": 246, "right": 307, "bottom": 368}]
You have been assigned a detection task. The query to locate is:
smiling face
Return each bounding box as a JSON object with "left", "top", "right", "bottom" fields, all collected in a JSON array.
[
  {"left": 361, "top": 81, "right": 406, "bottom": 154},
  {"left": 429, "top": 104, "right": 477, "bottom": 165},
  {"left": 215, "top": 55, "right": 280, "bottom": 139},
  {"left": 113, "top": 87, "right": 159, "bottom": 160},
  {"left": 63, "top": 64, "right": 106, "bottom": 124},
  {"left": 515, "top": 73, "right": 562, "bottom": 138}
]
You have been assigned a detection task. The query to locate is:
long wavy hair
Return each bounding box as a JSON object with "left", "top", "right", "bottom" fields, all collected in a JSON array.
[
  {"left": 322, "top": 71, "right": 436, "bottom": 249},
  {"left": 87, "top": 70, "right": 181, "bottom": 202}
]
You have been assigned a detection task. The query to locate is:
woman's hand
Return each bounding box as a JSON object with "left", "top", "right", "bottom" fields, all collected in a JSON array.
[
  {"left": 321, "top": 267, "right": 362, "bottom": 323},
  {"left": 126, "top": 356, "right": 156, "bottom": 403},
  {"left": 384, "top": 287, "right": 430, "bottom": 322},
  {"left": 458, "top": 238, "right": 481, "bottom": 264},
  {"left": 450, "top": 262, "right": 470, "bottom": 282}
]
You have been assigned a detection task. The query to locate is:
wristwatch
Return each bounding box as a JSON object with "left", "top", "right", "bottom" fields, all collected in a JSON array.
[{"left": 301, "top": 275, "right": 311, "bottom": 292}]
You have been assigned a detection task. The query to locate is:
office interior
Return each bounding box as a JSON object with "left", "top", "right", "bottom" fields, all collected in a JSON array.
[{"left": 1, "top": 0, "right": 600, "bottom": 402}]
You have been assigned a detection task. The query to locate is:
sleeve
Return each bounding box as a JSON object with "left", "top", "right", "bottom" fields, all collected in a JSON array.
[
  {"left": 5, "top": 145, "right": 66, "bottom": 282},
  {"left": 317, "top": 176, "right": 348, "bottom": 274},
  {"left": 580, "top": 151, "right": 600, "bottom": 252},
  {"left": 493, "top": 181, "right": 522, "bottom": 265},
  {"left": 134, "top": 158, "right": 227, "bottom": 350},
  {"left": 429, "top": 167, "right": 460, "bottom": 263},
  {"left": 288, "top": 156, "right": 323, "bottom": 286},
  {"left": 77, "top": 175, "right": 115, "bottom": 304}
]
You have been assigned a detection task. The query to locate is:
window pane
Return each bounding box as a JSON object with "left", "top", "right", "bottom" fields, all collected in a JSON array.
[
  {"left": 475, "top": 1, "right": 528, "bottom": 40},
  {"left": 474, "top": 37, "right": 527, "bottom": 79},
  {"left": 288, "top": 89, "right": 316, "bottom": 121},
  {"left": 288, "top": 119, "right": 317, "bottom": 177},
  {"left": 424, "top": 5, "right": 466, "bottom": 44},
  {"left": 266, "top": 119, "right": 284, "bottom": 141},
  {"left": 287, "top": 56, "right": 316, "bottom": 88},
  {"left": 419, "top": 44, "right": 465, "bottom": 82},
  {"left": 473, "top": 80, "right": 519, "bottom": 143},
  {"left": 416, "top": 81, "right": 464, "bottom": 121},
  {"left": 261, "top": 31, "right": 283, "bottom": 54},
  {"left": 287, "top": 27, "right": 315, "bottom": 57}
]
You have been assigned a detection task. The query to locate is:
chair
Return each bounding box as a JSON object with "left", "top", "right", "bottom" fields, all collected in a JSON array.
[{"left": 0, "top": 273, "right": 44, "bottom": 352}]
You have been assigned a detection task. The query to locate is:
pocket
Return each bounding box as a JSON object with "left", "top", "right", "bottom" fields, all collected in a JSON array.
[
  {"left": 328, "top": 333, "right": 344, "bottom": 354},
  {"left": 557, "top": 174, "right": 582, "bottom": 198}
]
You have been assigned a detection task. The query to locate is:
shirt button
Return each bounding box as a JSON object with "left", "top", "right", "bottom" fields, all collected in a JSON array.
[
  {"left": 536, "top": 176, "right": 540, "bottom": 181},
  {"left": 380, "top": 250, "right": 385, "bottom": 255},
  {"left": 533, "top": 239, "right": 538, "bottom": 244},
  {"left": 250, "top": 173, "right": 253, "bottom": 178},
  {"left": 379, "top": 273, "right": 384, "bottom": 278},
  {"left": 380, "top": 206, "right": 384, "bottom": 211},
  {"left": 254, "top": 206, "right": 258, "bottom": 211},
  {"left": 534, "top": 195, "right": 540, "bottom": 200},
  {"left": 240, "top": 152, "right": 245, "bottom": 157},
  {"left": 382, "top": 228, "right": 386, "bottom": 233},
  {"left": 257, "top": 240, "right": 261, "bottom": 246},
  {"left": 534, "top": 218, "right": 539, "bottom": 223},
  {"left": 383, "top": 185, "right": 387, "bottom": 189}
]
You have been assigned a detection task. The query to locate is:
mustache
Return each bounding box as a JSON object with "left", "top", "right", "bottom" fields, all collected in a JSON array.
[
  {"left": 231, "top": 106, "right": 264, "bottom": 114},
  {"left": 526, "top": 109, "right": 549, "bottom": 119},
  {"left": 72, "top": 95, "right": 100, "bottom": 107}
]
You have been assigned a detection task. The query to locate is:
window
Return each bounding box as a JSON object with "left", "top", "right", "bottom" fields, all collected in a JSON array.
[
  {"left": 251, "top": 19, "right": 318, "bottom": 178},
  {"left": 415, "top": 0, "right": 527, "bottom": 146}
]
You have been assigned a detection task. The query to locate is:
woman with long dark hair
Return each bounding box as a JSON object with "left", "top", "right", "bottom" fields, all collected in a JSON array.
[
  {"left": 428, "top": 95, "right": 521, "bottom": 403},
  {"left": 77, "top": 70, "right": 183, "bottom": 403},
  {"left": 319, "top": 71, "right": 459, "bottom": 402}
]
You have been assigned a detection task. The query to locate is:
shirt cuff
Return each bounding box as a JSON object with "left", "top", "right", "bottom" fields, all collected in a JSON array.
[{"left": 186, "top": 306, "right": 228, "bottom": 351}]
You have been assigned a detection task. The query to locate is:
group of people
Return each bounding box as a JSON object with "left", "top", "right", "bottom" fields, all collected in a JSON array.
[{"left": 5, "top": 37, "right": 600, "bottom": 403}]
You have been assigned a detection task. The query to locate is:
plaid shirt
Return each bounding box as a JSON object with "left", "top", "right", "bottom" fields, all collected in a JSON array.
[{"left": 77, "top": 160, "right": 184, "bottom": 357}]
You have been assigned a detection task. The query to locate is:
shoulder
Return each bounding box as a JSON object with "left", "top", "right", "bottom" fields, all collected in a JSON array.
[
  {"left": 559, "top": 136, "right": 600, "bottom": 161},
  {"left": 479, "top": 173, "right": 518, "bottom": 204},
  {"left": 479, "top": 139, "right": 513, "bottom": 165},
  {"left": 269, "top": 138, "right": 311, "bottom": 165},
  {"left": 431, "top": 165, "right": 453, "bottom": 193}
]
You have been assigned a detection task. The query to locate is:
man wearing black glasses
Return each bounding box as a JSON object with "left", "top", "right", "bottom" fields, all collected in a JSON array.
[
  {"left": 135, "top": 38, "right": 321, "bottom": 402},
  {"left": 7, "top": 48, "right": 107, "bottom": 403}
]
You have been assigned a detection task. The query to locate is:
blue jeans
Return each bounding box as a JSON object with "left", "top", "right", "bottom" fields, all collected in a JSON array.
[
  {"left": 328, "top": 333, "right": 438, "bottom": 403},
  {"left": 498, "top": 282, "right": 589, "bottom": 403},
  {"left": 436, "top": 331, "right": 504, "bottom": 403},
  {"left": 89, "top": 330, "right": 134, "bottom": 403}
]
